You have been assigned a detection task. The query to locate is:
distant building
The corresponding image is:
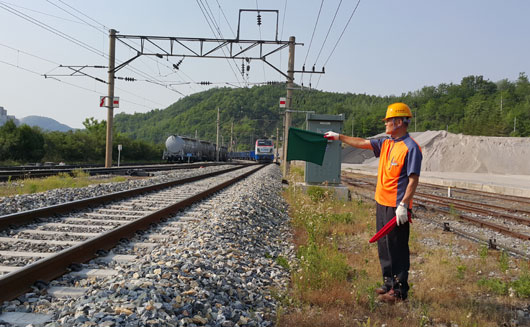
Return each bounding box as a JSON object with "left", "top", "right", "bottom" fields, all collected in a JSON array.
[{"left": 0, "top": 106, "right": 19, "bottom": 126}]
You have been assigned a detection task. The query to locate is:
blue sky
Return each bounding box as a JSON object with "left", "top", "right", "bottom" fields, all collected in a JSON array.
[{"left": 1, "top": 0, "right": 529, "bottom": 128}]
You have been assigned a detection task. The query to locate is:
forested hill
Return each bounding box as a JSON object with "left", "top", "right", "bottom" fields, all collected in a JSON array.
[{"left": 114, "top": 73, "right": 530, "bottom": 149}]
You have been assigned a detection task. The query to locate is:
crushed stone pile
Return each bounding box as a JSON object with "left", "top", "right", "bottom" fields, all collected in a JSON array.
[{"left": 342, "top": 131, "right": 530, "bottom": 175}]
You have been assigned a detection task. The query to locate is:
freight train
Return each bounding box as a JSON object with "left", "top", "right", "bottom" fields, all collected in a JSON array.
[
  {"left": 163, "top": 135, "right": 228, "bottom": 162},
  {"left": 231, "top": 138, "right": 275, "bottom": 162}
]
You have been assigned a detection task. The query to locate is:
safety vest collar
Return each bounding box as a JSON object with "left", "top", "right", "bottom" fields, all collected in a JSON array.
[{"left": 387, "top": 133, "right": 409, "bottom": 142}]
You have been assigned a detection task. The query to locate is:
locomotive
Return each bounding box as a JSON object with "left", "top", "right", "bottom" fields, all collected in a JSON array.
[
  {"left": 254, "top": 138, "right": 274, "bottom": 162},
  {"left": 230, "top": 138, "right": 275, "bottom": 162},
  {"left": 163, "top": 135, "right": 228, "bottom": 162}
]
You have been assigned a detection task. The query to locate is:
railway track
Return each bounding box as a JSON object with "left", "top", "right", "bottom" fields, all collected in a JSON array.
[
  {"left": 0, "top": 163, "right": 265, "bottom": 302},
  {"left": 342, "top": 174, "right": 530, "bottom": 258},
  {"left": 0, "top": 162, "right": 238, "bottom": 182}
]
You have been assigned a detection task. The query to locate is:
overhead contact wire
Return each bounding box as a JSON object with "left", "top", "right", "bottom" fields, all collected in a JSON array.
[
  {"left": 302, "top": 0, "right": 324, "bottom": 86},
  {"left": 196, "top": 0, "right": 242, "bottom": 85},
  {"left": 310, "top": 0, "right": 343, "bottom": 86},
  {"left": 316, "top": 0, "right": 361, "bottom": 89}
]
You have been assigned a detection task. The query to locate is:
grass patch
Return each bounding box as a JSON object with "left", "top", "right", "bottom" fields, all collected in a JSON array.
[
  {"left": 0, "top": 170, "right": 126, "bottom": 196},
  {"left": 478, "top": 272, "right": 530, "bottom": 298},
  {"left": 278, "top": 168, "right": 530, "bottom": 327},
  {"left": 276, "top": 255, "right": 290, "bottom": 271}
]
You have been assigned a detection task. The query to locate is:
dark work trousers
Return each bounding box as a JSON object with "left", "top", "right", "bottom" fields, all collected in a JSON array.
[{"left": 376, "top": 202, "right": 410, "bottom": 299}]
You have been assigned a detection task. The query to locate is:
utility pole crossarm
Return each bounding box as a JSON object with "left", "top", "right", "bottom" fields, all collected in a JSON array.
[{"left": 112, "top": 34, "right": 302, "bottom": 74}]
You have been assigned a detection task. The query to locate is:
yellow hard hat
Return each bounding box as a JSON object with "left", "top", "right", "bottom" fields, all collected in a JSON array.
[{"left": 383, "top": 102, "right": 412, "bottom": 120}]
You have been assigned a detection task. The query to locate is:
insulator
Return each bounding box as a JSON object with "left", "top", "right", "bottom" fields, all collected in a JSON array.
[
  {"left": 156, "top": 54, "right": 163, "bottom": 58},
  {"left": 173, "top": 64, "right": 179, "bottom": 70},
  {"left": 322, "top": 67, "right": 325, "bottom": 73},
  {"left": 245, "top": 57, "right": 250, "bottom": 63},
  {"left": 257, "top": 14, "right": 262, "bottom": 26},
  {"left": 302, "top": 65, "right": 305, "bottom": 71},
  {"left": 246, "top": 65, "right": 250, "bottom": 72},
  {"left": 312, "top": 65, "right": 315, "bottom": 72}
]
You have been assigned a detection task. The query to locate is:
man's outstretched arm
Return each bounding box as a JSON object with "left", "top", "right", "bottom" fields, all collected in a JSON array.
[{"left": 324, "top": 131, "right": 372, "bottom": 150}]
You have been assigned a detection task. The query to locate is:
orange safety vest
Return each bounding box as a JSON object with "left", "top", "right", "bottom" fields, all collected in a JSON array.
[{"left": 370, "top": 134, "right": 422, "bottom": 208}]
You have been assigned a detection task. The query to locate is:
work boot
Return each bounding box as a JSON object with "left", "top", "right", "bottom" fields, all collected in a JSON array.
[
  {"left": 377, "top": 289, "right": 406, "bottom": 304},
  {"left": 375, "top": 285, "right": 390, "bottom": 295}
]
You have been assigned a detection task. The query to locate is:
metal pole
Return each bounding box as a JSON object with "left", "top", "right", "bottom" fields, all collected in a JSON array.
[
  {"left": 216, "top": 107, "right": 220, "bottom": 161},
  {"left": 105, "top": 29, "right": 116, "bottom": 168},
  {"left": 282, "top": 36, "right": 295, "bottom": 178},
  {"left": 230, "top": 121, "right": 233, "bottom": 154},
  {"left": 276, "top": 127, "right": 279, "bottom": 163}
]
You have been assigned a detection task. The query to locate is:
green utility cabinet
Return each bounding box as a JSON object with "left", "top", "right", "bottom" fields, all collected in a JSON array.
[{"left": 305, "top": 113, "right": 344, "bottom": 185}]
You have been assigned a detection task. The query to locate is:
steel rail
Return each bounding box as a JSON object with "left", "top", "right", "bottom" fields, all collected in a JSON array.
[
  {"left": 342, "top": 176, "right": 530, "bottom": 240},
  {"left": 0, "top": 164, "right": 265, "bottom": 302},
  {"left": 415, "top": 199, "right": 530, "bottom": 241},
  {"left": 0, "top": 162, "right": 241, "bottom": 181},
  {"left": 415, "top": 193, "right": 530, "bottom": 225},
  {"left": 342, "top": 177, "right": 530, "bottom": 260},
  {"left": 420, "top": 216, "right": 530, "bottom": 261},
  {"left": 0, "top": 164, "right": 254, "bottom": 230},
  {"left": 343, "top": 176, "right": 530, "bottom": 222},
  {"left": 420, "top": 182, "right": 530, "bottom": 205}
]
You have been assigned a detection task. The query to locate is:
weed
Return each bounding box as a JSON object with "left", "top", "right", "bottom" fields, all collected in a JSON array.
[
  {"left": 0, "top": 173, "right": 126, "bottom": 196},
  {"left": 28, "top": 184, "right": 38, "bottom": 194},
  {"left": 456, "top": 264, "right": 467, "bottom": 280},
  {"left": 448, "top": 204, "right": 459, "bottom": 218},
  {"left": 356, "top": 317, "right": 375, "bottom": 327},
  {"left": 365, "top": 285, "right": 377, "bottom": 312},
  {"left": 498, "top": 251, "right": 509, "bottom": 272},
  {"left": 478, "top": 244, "right": 489, "bottom": 260},
  {"left": 295, "top": 242, "right": 351, "bottom": 290},
  {"left": 290, "top": 166, "right": 304, "bottom": 178},
  {"left": 276, "top": 255, "right": 290, "bottom": 271},
  {"left": 511, "top": 272, "right": 530, "bottom": 298},
  {"left": 306, "top": 186, "right": 328, "bottom": 202},
  {"left": 478, "top": 277, "right": 508, "bottom": 295}
]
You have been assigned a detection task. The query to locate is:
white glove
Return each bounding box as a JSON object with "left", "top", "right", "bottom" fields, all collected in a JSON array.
[
  {"left": 396, "top": 203, "right": 409, "bottom": 226},
  {"left": 324, "top": 131, "right": 339, "bottom": 140}
]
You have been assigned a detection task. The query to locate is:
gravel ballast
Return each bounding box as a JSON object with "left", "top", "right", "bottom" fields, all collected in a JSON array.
[{"left": 0, "top": 164, "right": 293, "bottom": 327}]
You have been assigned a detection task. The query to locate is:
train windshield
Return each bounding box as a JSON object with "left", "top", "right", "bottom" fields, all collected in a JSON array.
[{"left": 257, "top": 140, "right": 273, "bottom": 146}]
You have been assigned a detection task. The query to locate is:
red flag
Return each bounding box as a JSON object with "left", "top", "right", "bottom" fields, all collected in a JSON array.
[{"left": 369, "top": 212, "right": 412, "bottom": 243}]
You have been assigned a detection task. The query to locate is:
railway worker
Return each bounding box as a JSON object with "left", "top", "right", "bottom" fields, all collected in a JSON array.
[{"left": 324, "top": 102, "right": 422, "bottom": 303}]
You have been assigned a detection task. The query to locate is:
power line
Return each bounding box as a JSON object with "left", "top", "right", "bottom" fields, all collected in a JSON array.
[
  {"left": 0, "top": 44, "right": 167, "bottom": 108},
  {"left": 303, "top": 0, "right": 324, "bottom": 66},
  {"left": 322, "top": 0, "right": 361, "bottom": 67},
  {"left": 202, "top": 0, "right": 243, "bottom": 84},
  {"left": 44, "top": 0, "right": 194, "bottom": 92},
  {"left": 45, "top": 0, "right": 107, "bottom": 35},
  {"left": 0, "top": 0, "right": 84, "bottom": 25},
  {"left": 279, "top": 0, "right": 287, "bottom": 70},
  {"left": 195, "top": 0, "right": 243, "bottom": 85},
  {"left": 0, "top": 42, "right": 60, "bottom": 65},
  {"left": 310, "top": 0, "right": 342, "bottom": 86},
  {"left": 214, "top": 0, "right": 237, "bottom": 38},
  {"left": 1, "top": 58, "right": 157, "bottom": 110},
  {"left": 1, "top": 2, "right": 189, "bottom": 96},
  {"left": 1, "top": 3, "right": 187, "bottom": 109},
  {"left": 0, "top": 3, "right": 107, "bottom": 58},
  {"left": 55, "top": 0, "right": 109, "bottom": 31},
  {"left": 313, "top": 0, "right": 342, "bottom": 65},
  {"left": 255, "top": 0, "right": 267, "bottom": 81},
  {"left": 316, "top": 0, "right": 361, "bottom": 89}
]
